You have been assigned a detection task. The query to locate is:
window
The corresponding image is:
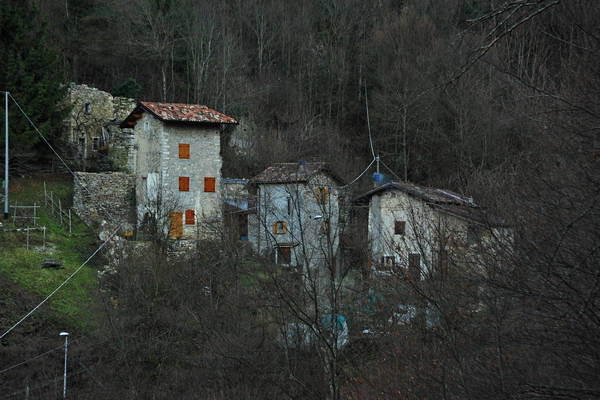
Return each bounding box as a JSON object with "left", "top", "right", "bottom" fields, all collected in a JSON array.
[
  {"left": 408, "top": 253, "right": 421, "bottom": 281},
  {"left": 179, "top": 176, "right": 190, "bottom": 192},
  {"left": 84, "top": 102, "right": 92, "bottom": 115},
  {"left": 273, "top": 221, "right": 287, "bottom": 234},
  {"left": 287, "top": 197, "right": 292, "bottom": 215},
  {"left": 395, "top": 220, "right": 406, "bottom": 235},
  {"left": 92, "top": 137, "right": 100, "bottom": 151},
  {"left": 316, "top": 187, "right": 329, "bottom": 204},
  {"left": 320, "top": 220, "right": 330, "bottom": 234},
  {"left": 204, "top": 177, "right": 216, "bottom": 192},
  {"left": 169, "top": 212, "right": 183, "bottom": 239},
  {"left": 185, "top": 209, "right": 195, "bottom": 225},
  {"left": 179, "top": 143, "right": 190, "bottom": 159},
  {"left": 276, "top": 246, "right": 292, "bottom": 264},
  {"left": 381, "top": 256, "right": 396, "bottom": 266}
]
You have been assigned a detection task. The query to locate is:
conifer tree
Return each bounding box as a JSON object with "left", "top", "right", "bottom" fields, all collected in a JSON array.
[{"left": 0, "top": 0, "right": 69, "bottom": 161}]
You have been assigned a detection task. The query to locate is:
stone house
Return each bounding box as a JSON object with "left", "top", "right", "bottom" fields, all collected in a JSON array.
[
  {"left": 120, "top": 102, "right": 237, "bottom": 240},
  {"left": 62, "top": 83, "right": 137, "bottom": 169},
  {"left": 355, "top": 182, "right": 511, "bottom": 279},
  {"left": 248, "top": 162, "right": 343, "bottom": 269}
]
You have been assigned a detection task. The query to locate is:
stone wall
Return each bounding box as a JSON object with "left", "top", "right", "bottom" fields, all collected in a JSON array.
[
  {"left": 73, "top": 172, "right": 136, "bottom": 234},
  {"left": 62, "top": 83, "right": 137, "bottom": 171}
]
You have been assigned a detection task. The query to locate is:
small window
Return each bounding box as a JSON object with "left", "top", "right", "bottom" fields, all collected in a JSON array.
[
  {"left": 320, "top": 220, "right": 330, "bottom": 234},
  {"left": 179, "top": 176, "right": 190, "bottom": 192},
  {"left": 316, "top": 187, "right": 329, "bottom": 204},
  {"left": 84, "top": 102, "right": 92, "bottom": 115},
  {"left": 395, "top": 220, "right": 406, "bottom": 235},
  {"left": 381, "top": 255, "right": 396, "bottom": 266},
  {"left": 287, "top": 197, "right": 292, "bottom": 215},
  {"left": 92, "top": 137, "right": 100, "bottom": 150},
  {"left": 185, "top": 209, "right": 195, "bottom": 225},
  {"left": 273, "top": 221, "right": 287, "bottom": 234},
  {"left": 204, "top": 177, "right": 216, "bottom": 192},
  {"left": 179, "top": 143, "right": 190, "bottom": 159},
  {"left": 276, "top": 246, "right": 292, "bottom": 264}
]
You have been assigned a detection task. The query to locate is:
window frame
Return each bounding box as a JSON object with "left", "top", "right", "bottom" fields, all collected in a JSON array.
[{"left": 394, "top": 220, "right": 406, "bottom": 235}]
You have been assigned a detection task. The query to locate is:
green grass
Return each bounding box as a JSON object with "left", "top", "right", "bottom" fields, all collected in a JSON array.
[{"left": 0, "top": 175, "right": 100, "bottom": 332}]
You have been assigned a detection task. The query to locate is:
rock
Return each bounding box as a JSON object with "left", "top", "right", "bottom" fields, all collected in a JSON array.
[{"left": 42, "top": 259, "right": 62, "bottom": 269}]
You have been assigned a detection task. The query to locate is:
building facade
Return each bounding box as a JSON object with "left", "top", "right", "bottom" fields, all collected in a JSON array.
[
  {"left": 356, "top": 182, "right": 511, "bottom": 279},
  {"left": 249, "top": 162, "right": 343, "bottom": 269},
  {"left": 120, "top": 102, "right": 237, "bottom": 240}
]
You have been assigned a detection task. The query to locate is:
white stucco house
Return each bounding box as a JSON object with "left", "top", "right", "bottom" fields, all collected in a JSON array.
[
  {"left": 120, "top": 102, "right": 237, "bottom": 239},
  {"left": 355, "top": 182, "right": 511, "bottom": 279},
  {"left": 248, "top": 162, "right": 344, "bottom": 270}
]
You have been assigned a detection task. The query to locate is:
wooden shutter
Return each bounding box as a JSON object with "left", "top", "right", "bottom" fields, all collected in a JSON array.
[
  {"left": 179, "top": 143, "right": 190, "bottom": 159},
  {"left": 316, "top": 187, "right": 329, "bottom": 204},
  {"left": 321, "top": 220, "right": 329, "bottom": 234},
  {"left": 204, "top": 177, "right": 216, "bottom": 192},
  {"left": 272, "top": 221, "right": 278, "bottom": 234},
  {"left": 179, "top": 176, "right": 190, "bottom": 191},
  {"left": 169, "top": 212, "right": 183, "bottom": 238},
  {"left": 273, "top": 221, "right": 287, "bottom": 234},
  {"left": 185, "top": 209, "right": 195, "bottom": 225}
]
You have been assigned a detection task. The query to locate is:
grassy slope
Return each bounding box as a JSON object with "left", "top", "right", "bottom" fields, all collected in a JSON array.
[{"left": 0, "top": 175, "right": 100, "bottom": 332}]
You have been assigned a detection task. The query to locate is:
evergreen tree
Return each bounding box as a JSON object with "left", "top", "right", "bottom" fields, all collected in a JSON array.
[{"left": 0, "top": 0, "right": 69, "bottom": 161}]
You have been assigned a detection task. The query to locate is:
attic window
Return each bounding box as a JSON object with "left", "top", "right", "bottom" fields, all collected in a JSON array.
[
  {"left": 394, "top": 221, "right": 406, "bottom": 235},
  {"left": 179, "top": 176, "right": 190, "bottom": 192},
  {"left": 84, "top": 102, "right": 92, "bottom": 115},
  {"left": 273, "top": 221, "right": 287, "bottom": 234},
  {"left": 316, "top": 187, "right": 329, "bottom": 204}
]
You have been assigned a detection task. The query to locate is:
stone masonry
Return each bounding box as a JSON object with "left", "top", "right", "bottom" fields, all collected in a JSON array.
[{"left": 73, "top": 172, "right": 136, "bottom": 234}]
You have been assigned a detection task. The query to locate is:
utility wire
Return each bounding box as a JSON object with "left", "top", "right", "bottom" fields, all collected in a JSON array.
[
  {"left": 364, "top": 82, "right": 376, "bottom": 159},
  {"left": 0, "top": 345, "right": 63, "bottom": 375},
  {"left": 8, "top": 93, "right": 121, "bottom": 226},
  {"left": 380, "top": 158, "right": 403, "bottom": 182},
  {"left": 0, "top": 225, "right": 119, "bottom": 340},
  {"left": 341, "top": 158, "right": 375, "bottom": 188}
]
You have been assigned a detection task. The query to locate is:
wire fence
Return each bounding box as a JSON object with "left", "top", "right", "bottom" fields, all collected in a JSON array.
[{"left": 43, "top": 181, "right": 72, "bottom": 233}]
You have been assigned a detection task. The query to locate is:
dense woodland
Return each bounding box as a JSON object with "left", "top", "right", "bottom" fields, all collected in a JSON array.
[{"left": 1, "top": 0, "right": 599, "bottom": 399}]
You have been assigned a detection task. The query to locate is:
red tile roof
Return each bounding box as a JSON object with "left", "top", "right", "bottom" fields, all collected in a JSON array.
[
  {"left": 141, "top": 102, "right": 237, "bottom": 124},
  {"left": 120, "top": 101, "right": 237, "bottom": 128}
]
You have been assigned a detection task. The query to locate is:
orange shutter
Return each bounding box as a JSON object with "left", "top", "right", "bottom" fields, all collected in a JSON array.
[
  {"left": 179, "top": 143, "right": 190, "bottom": 159},
  {"left": 179, "top": 177, "right": 190, "bottom": 191},
  {"left": 272, "top": 221, "right": 278, "bottom": 234},
  {"left": 316, "top": 187, "right": 329, "bottom": 204},
  {"left": 204, "top": 177, "right": 216, "bottom": 192},
  {"left": 169, "top": 212, "right": 183, "bottom": 238},
  {"left": 185, "top": 209, "right": 195, "bottom": 225}
]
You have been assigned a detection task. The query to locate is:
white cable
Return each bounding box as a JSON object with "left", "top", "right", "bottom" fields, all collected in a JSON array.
[
  {"left": 364, "top": 83, "right": 376, "bottom": 159},
  {"left": 0, "top": 226, "right": 120, "bottom": 340},
  {"left": 341, "top": 158, "right": 375, "bottom": 188}
]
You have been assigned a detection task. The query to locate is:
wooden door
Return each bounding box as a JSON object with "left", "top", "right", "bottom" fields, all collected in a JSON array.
[{"left": 169, "top": 212, "right": 183, "bottom": 238}]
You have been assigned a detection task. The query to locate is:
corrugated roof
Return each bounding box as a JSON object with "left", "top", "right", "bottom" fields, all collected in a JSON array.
[
  {"left": 120, "top": 101, "right": 237, "bottom": 128},
  {"left": 251, "top": 162, "right": 343, "bottom": 184}
]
